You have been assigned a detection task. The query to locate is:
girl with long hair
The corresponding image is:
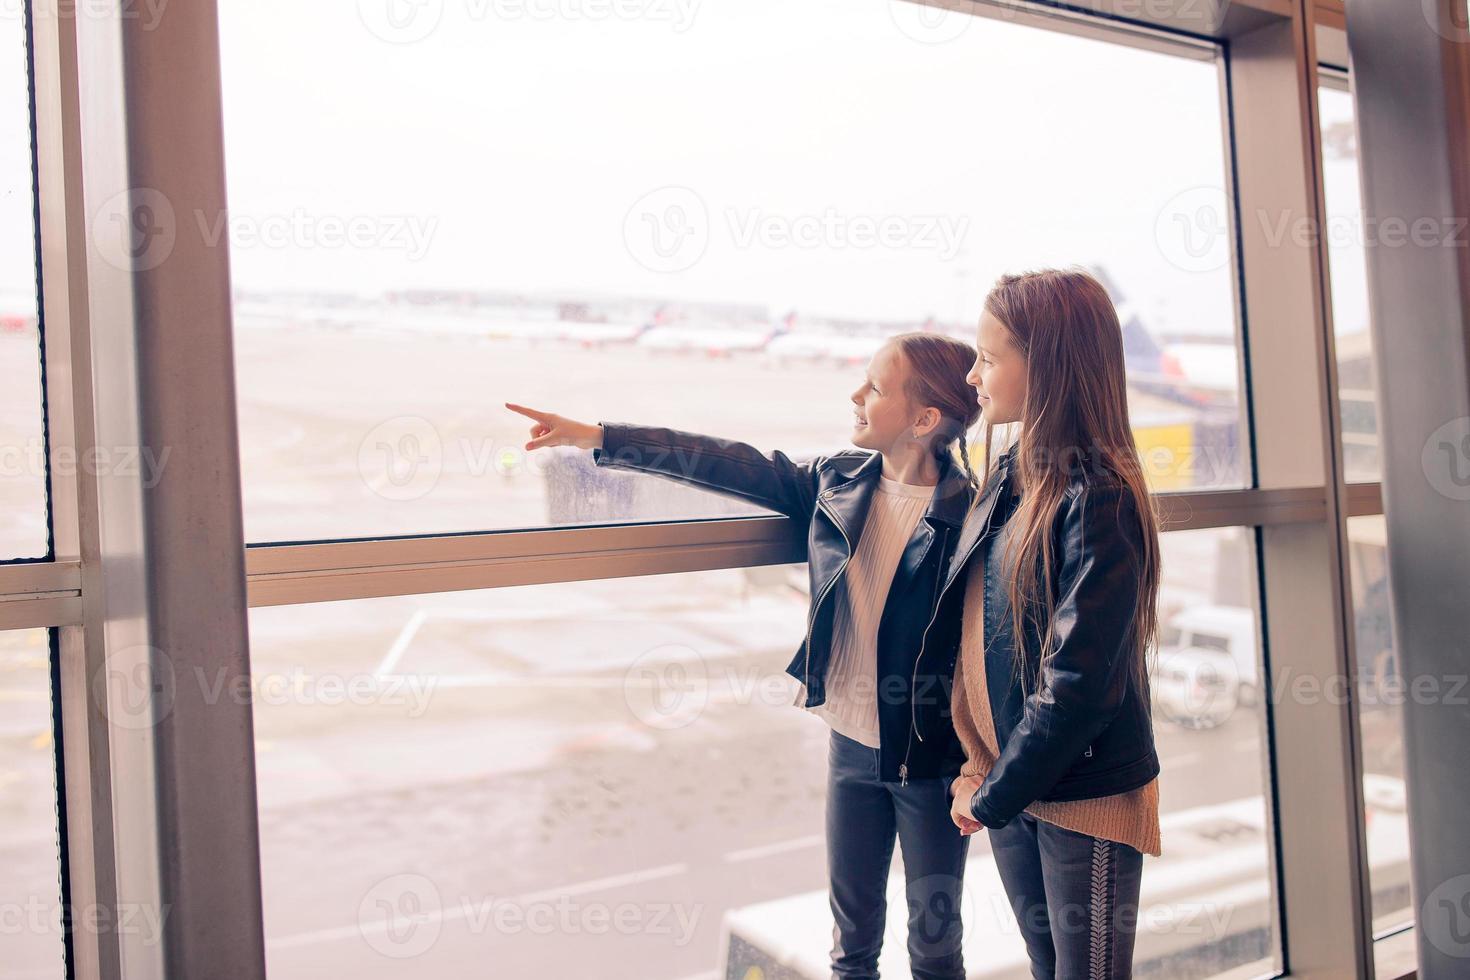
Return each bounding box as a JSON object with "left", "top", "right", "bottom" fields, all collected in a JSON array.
[
  {"left": 509, "top": 332, "right": 983, "bottom": 979},
  {"left": 945, "top": 268, "right": 1164, "bottom": 978}
]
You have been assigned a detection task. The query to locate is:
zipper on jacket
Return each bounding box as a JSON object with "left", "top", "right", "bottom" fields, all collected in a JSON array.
[
  {"left": 898, "top": 469, "right": 1008, "bottom": 783},
  {"left": 802, "top": 492, "right": 851, "bottom": 706},
  {"left": 900, "top": 525, "right": 948, "bottom": 787}
]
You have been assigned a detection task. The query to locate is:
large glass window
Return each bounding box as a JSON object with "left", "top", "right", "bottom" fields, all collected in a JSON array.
[
  {"left": 217, "top": 0, "right": 1246, "bottom": 544},
  {"left": 0, "top": 6, "right": 48, "bottom": 559},
  {"left": 1345, "top": 515, "right": 1413, "bottom": 936},
  {"left": 0, "top": 628, "right": 65, "bottom": 979},
  {"left": 1318, "top": 77, "right": 1380, "bottom": 483},
  {"left": 251, "top": 527, "right": 1276, "bottom": 978},
  {"left": 1319, "top": 74, "right": 1411, "bottom": 938}
]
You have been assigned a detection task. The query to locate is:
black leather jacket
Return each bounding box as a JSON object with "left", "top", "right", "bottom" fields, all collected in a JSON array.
[
  {"left": 933, "top": 445, "right": 1160, "bottom": 829},
  {"left": 591, "top": 421, "right": 975, "bottom": 785}
]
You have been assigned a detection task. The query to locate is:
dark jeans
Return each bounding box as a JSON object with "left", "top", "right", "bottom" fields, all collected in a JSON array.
[
  {"left": 825, "top": 729, "right": 969, "bottom": 980},
  {"left": 987, "top": 809, "right": 1145, "bottom": 979}
]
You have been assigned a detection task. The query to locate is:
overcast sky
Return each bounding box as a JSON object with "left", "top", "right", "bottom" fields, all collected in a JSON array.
[{"left": 2, "top": 0, "right": 1370, "bottom": 338}]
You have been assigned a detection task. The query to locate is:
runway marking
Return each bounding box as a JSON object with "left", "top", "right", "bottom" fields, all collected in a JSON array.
[
  {"left": 268, "top": 862, "right": 690, "bottom": 950},
  {"left": 374, "top": 609, "right": 428, "bottom": 677},
  {"left": 722, "top": 834, "right": 823, "bottom": 863},
  {"left": 373, "top": 601, "right": 802, "bottom": 682}
]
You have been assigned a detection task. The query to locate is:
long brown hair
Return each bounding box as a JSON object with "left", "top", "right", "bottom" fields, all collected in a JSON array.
[
  {"left": 889, "top": 331, "right": 983, "bottom": 495},
  {"left": 977, "top": 268, "right": 1161, "bottom": 704}
]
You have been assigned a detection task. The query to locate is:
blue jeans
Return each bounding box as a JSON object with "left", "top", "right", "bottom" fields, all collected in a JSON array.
[
  {"left": 987, "top": 809, "right": 1145, "bottom": 979},
  {"left": 825, "top": 729, "right": 969, "bottom": 980}
]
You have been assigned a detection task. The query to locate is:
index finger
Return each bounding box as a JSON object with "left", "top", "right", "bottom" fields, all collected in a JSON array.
[{"left": 505, "top": 402, "right": 551, "bottom": 423}]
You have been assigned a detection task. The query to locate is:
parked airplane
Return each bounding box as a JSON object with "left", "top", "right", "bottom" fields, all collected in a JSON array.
[
  {"left": 635, "top": 309, "right": 796, "bottom": 356},
  {"left": 1089, "top": 265, "right": 1238, "bottom": 410}
]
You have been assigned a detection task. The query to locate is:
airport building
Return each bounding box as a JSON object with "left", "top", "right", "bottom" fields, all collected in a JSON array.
[{"left": 1, "top": 0, "right": 1467, "bottom": 977}]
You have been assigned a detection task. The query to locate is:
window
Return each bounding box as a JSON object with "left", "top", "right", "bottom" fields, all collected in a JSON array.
[
  {"left": 0, "top": 7, "right": 48, "bottom": 558},
  {"left": 217, "top": 0, "right": 1246, "bottom": 544},
  {"left": 251, "top": 526, "right": 1277, "bottom": 977},
  {"left": 1318, "top": 76, "right": 1380, "bottom": 483},
  {"left": 1346, "top": 515, "right": 1413, "bottom": 935},
  {"left": 0, "top": 628, "right": 65, "bottom": 978}
]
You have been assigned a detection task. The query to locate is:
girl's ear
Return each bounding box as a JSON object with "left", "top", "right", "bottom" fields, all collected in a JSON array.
[{"left": 914, "top": 406, "right": 941, "bottom": 437}]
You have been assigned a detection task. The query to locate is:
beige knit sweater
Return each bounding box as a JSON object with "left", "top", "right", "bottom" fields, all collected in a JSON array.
[{"left": 951, "top": 551, "right": 1162, "bottom": 857}]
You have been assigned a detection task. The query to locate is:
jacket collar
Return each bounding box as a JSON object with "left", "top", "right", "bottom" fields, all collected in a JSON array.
[
  {"left": 824, "top": 447, "right": 974, "bottom": 531},
  {"left": 820, "top": 448, "right": 975, "bottom": 591}
]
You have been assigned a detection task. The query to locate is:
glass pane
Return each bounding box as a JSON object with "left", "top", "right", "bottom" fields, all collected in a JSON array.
[
  {"left": 218, "top": 1, "right": 1246, "bottom": 543},
  {"left": 253, "top": 527, "right": 1276, "bottom": 978},
  {"left": 0, "top": 6, "right": 48, "bottom": 558},
  {"left": 0, "top": 628, "right": 66, "bottom": 978},
  {"left": 1318, "top": 81, "right": 1380, "bottom": 483},
  {"left": 1346, "top": 515, "right": 1413, "bottom": 934}
]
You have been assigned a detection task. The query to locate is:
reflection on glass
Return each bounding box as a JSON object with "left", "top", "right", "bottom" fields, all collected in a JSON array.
[
  {"left": 252, "top": 528, "right": 1276, "bottom": 978},
  {"left": 0, "top": 10, "right": 47, "bottom": 558},
  {"left": 1318, "top": 81, "right": 1380, "bottom": 483},
  {"left": 1346, "top": 515, "right": 1413, "bottom": 934},
  {"left": 218, "top": 0, "right": 1245, "bottom": 543},
  {"left": 0, "top": 628, "right": 65, "bottom": 977}
]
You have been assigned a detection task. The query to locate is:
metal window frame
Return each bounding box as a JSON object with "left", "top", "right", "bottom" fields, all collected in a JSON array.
[{"left": 15, "top": 0, "right": 1407, "bottom": 978}]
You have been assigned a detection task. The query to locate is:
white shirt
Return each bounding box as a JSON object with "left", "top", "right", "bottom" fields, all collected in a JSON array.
[{"left": 794, "top": 473, "right": 936, "bottom": 747}]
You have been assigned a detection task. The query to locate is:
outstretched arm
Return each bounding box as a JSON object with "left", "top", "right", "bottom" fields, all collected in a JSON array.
[{"left": 506, "top": 402, "right": 828, "bottom": 521}]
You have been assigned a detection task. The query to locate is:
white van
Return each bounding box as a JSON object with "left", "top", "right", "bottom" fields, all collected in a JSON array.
[{"left": 1152, "top": 604, "right": 1259, "bottom": 730}]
